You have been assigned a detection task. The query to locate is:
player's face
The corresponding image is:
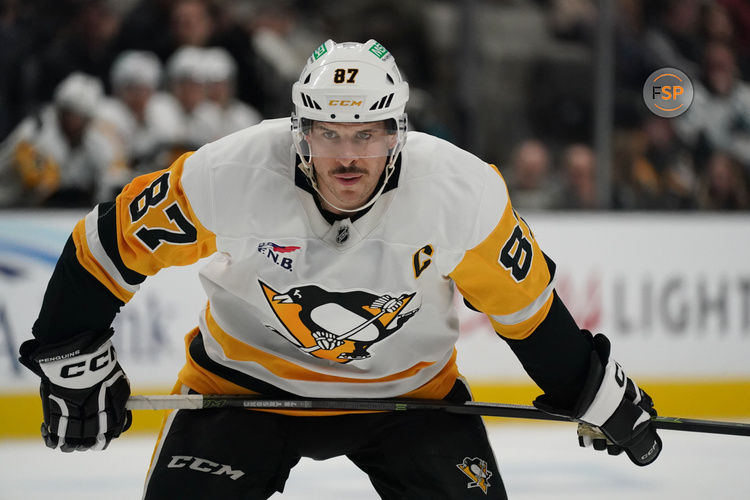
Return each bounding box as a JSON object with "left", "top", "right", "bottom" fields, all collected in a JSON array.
[
  {"left": 307, "top": 121, "right": 395, "bottom": 214},
  {"left": 118, "top": 84, "right": 153, "bottom": 118}
]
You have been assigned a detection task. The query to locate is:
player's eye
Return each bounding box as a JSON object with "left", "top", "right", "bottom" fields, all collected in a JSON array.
[
  {"left": 356, "top": 132, "right": 372, "bottom": 140},
  {"left": 322, "top": 130, "right": 338, "bottom": 140}
]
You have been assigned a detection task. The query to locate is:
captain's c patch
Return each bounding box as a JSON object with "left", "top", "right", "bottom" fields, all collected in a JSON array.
[{"left": 412, "top": 244, "right": 433, "bottom": 279}]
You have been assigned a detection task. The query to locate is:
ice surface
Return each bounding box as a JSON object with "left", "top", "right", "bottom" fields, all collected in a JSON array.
[{"left": 1, "top": 422, "right": 748, "bottom": 499}]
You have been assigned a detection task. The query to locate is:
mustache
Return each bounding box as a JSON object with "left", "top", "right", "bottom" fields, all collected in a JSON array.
[{"left": 331, "top": 165, "right": 367, "bottom": 175}]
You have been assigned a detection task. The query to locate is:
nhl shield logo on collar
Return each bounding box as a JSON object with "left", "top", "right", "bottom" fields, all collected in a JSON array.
[
  {"left": 336, "top": 225, "right": 349, "bottom": 244},
  {"left": 456, "top": 457, "right": 493, "bottom": 494}
]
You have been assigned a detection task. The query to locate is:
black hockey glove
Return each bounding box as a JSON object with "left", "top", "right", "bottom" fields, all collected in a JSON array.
[
  {"left": 19, "top": 328, "right": 132, "bottom": 452},
  {"left": 533, "top": 333, "right": 662, "bottom": 466}
]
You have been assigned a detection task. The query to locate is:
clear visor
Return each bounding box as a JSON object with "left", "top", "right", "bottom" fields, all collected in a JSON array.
[{"left": 298, "top": 121, "right": 398, "bottom": 159}]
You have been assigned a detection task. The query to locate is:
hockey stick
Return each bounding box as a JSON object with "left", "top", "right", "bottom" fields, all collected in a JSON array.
[
  {"left": 301, "top": 294, "right": 406, "bottom": 353},
  {"left": 301, "top": 310, "right": 386, "bottom": 353},
  {"left": 125, "top": 395, "right": 750, "bottom": 437}
]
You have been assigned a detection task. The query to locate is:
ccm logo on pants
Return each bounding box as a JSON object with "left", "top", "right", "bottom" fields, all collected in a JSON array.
[{"left": 167, "top": 456, "right": 245, "bottom": 480}]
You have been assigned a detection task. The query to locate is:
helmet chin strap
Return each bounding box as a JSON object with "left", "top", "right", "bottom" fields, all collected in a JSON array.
[
  {"left": 292, "top": 113, "right": 407, "bottom": 214},
  {"left": 299, "top": 152, "right": 400, "bottom": 214}
]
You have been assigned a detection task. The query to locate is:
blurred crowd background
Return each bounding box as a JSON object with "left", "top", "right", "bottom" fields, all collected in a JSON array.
[{"left": 0, "top": 0, "right": 748, "bottom": 210}]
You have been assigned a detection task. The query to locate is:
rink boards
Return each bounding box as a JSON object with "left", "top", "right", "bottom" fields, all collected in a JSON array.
[{"left": 1, "top": 210, "right": 748, "bottom": 437}]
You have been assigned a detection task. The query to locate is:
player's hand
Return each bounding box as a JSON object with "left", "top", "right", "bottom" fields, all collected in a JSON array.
[
  {"left": 533, "top": 333, "right": 662, "bottom": 466},
  {"left": 19, "top": 328, "right": 132, "bottom": 452}
]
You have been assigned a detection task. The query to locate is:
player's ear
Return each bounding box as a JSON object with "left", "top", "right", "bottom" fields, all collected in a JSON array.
[
  {"left": 384, "top": 119, "right": 398, "bottom": 148},
  {"left": 303, "top": 119, "right": 315, "bottom": 141}
]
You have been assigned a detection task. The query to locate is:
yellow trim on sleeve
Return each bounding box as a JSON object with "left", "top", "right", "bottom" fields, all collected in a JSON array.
[
  {"left": 451, "top": 201, "right": 550, "bottom": 318},
  {"left": 71, "top": 219, "right": 134, "bottom": 303},
  {"left": 489, "top": 292, "right": 554, "bottom": 340}
]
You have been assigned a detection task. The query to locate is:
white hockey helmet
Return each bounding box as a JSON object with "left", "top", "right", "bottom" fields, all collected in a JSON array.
[
  {"left": 166, "top": 46, "right": 208, "bottom": 84},
  {"left": 291, "top": 39, "right": 409, "bottom": 213},
  {"left": 110, "top": 51, "right": 162, "bottom": 92},
  {"left": 203, "top": 47, "right": 237, "bottom": 83},
  {"left": 53, "top": 72, "right": 103, "bottom": 117}
]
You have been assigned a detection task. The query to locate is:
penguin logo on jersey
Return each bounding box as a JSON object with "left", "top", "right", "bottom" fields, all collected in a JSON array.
[
  {"left": 259, "top": 280, "right": 419, "bottom": 363},
  {"left": 456, "top": 457, "right": 493, "bottom": 494}
]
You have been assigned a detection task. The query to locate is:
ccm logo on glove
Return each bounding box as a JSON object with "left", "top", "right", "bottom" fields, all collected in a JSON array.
[
  {"left": 59, "top": 347, "right": 114, "bottom": 378},
  {"left": 39, "top": 340, "right": 118, "bottom": 389},
  {"left": 641, "top": 439, "right": 660, "bottom": 462}
]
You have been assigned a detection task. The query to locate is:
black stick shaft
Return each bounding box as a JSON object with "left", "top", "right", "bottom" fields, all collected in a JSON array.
[
  {"left": 126, "top": 395, "right": 750, "bottom": 436},
  {"left": 651, "top": 416, "right": 750, "bottom": 436}
]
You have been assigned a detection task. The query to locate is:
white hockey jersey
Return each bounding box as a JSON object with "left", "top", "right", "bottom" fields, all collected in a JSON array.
[
  {"left": 0, "top": 105, "right": 125, "bottom": 206},
  {"left": 214, "top": 100, "right": 263, "bottom": 139},
  {"left": 95, "top": 93, "right": 183, "bottom": 174},
  {"left": 73, "top": 118, "right": 554, "bottom": 404}
]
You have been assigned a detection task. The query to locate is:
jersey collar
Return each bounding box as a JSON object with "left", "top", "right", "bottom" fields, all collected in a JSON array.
[
  {"left": 293, "top": 156, "right": 401, "bottom": 248},
  {"left": 294, "top": 155, "right": 402, "bottom": 224}
]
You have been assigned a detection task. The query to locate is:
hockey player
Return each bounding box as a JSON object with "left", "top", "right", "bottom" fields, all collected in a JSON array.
[
  {"left": 203, "top": 47, "right": 263, "bottom": 138},
  {"left": 144, "top": 46, "right": 226, "bottom": 159},
  {"left": 19, "top": 40, "right": 661, "bottom": 499},
  {"left": 97, "top": 51, "right": 183, "bottom": 176},
  {"left": 0, "top": 73, "right": 126, "bottom": 207}
]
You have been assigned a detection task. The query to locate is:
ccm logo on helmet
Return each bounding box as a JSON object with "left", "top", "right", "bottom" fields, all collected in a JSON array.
[
  {"left": 328, "top": 99, "right": 363, "bottom": 107},
  {"left": 60, "top": 345, "right": 115, "bottom": 378}
]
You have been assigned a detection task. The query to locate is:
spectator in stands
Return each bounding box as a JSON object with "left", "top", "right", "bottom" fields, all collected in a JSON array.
[
  {"left": 547, "top": 0, "right": 597, "bottom": 43},
  {"left": 117, "top": 0, "right": 214, "bottom": 63},
  {"left": 404, "top": 87, "right": 454, "bottom": 141},
  {"left": 0, "top": 0, "right": 45, "bottom": 140},
  {"left": 697, "top": 151, "right": 749, "bottom": 210},
  {"left": 504, "top": 139, "right": 558, "bottom": 210},
  {"left": 674, "top": 41, "right": 750, "bottom": 172},
  {"left": 613, "top": 0, "right": 655, "bottom": 128},
  {"left": 553, "top": 143, "right": 598, "bottom": 209},
  {"left": 715, "top": 0, "right": 750, "bottom": 79},
  {"left": 96, "top": 51, "right": 182, "bottom": 178},
  {"left": 0, "top": 73, "right": 125, "bottom": 207},
  {"left": 243, "top": 2, "right": 323, "bottom": 118},
  {"left": 643, "top": 0, "right": 702, "bottom": 78},
  {"left": 169, "top": 0, "right": 214, "bottom": 49},
  {"left": 163, "top": 46, "right": 222, "bottom": 151},
  {"left": 28, "top": 0, "right": 122, "bottom": 107},
  {"left": 203, "top": 47, "right": 263, "bottom": 138},
  {"left": 115, "top": 0, "right": 267, "bottom": 116},
  {"left": 618, "top": 117, "right": 697, "bottom": 210},
  {"left": 114, "top": 0, "right": 174, "bottom": 57},
  {"left": 701, "top": 2, "right": 735, "bottom": 48}
]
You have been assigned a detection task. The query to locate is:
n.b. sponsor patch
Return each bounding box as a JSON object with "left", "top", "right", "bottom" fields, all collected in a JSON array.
[{"left": 258, "top": 242, "right": 301, "bottom": 272}]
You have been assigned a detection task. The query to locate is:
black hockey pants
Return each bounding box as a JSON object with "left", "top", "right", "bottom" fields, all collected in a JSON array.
[{"left": 143, "top": 381, "right": 507, "bottom": 499}]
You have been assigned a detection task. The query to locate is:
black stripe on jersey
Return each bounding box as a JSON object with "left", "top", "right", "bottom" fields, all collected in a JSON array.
[
  {"left": 32, "top": 236, "right": 124, "bottom": 345},
  {"left": 502, "top": 291, "right": 592, "bottom": 411},
  {"left": 188, "top": 332, "right": 298, "bottom": 397},
  {"left": 542, "top": 251, "right": 556, "bottom": 282},
  {"left": 97, "top": 201, "right": 147, "bottom": 286}
]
